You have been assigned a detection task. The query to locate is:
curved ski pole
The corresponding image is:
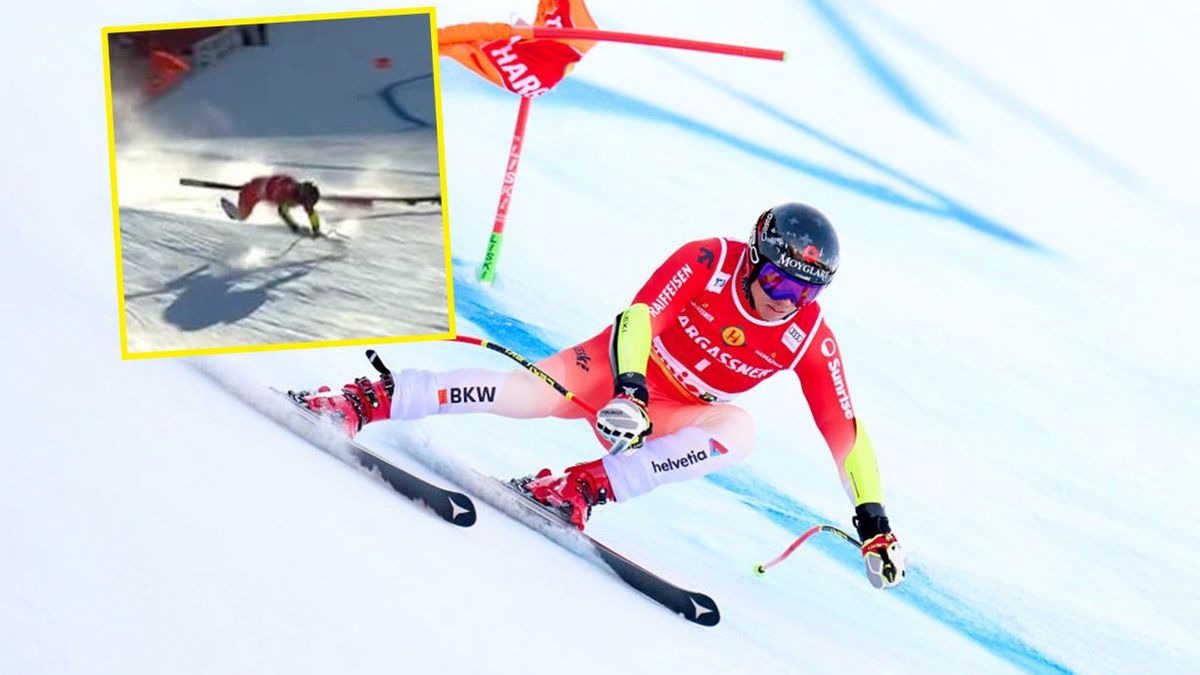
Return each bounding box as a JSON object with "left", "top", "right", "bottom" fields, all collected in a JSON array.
[
  {"left": 754, "top": 525, "right": 861, "bottom": 576},
  {"left": 448, "top": 337, "right": 644, "bottom": 456},
  {"left": 449, "top": 335, "right": 598, "bottom": 415}
]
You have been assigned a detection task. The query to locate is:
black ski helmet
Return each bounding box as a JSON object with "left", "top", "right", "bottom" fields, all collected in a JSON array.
[
  {"left": 747, "top": 202, "right": 840, "bottom": 286},
  {"left": 298, "top": 181, "right": 321, "bottom": 207}
]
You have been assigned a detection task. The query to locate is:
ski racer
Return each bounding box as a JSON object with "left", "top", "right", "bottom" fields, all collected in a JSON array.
[
  {"left": 294, "top": 203, "right": 906, "bottom": 589},
  {"left": 221, "top": 175, "right": 322, "bottom": 237}
]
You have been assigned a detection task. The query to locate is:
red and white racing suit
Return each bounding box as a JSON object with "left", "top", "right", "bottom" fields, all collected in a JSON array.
[
  {"left": 390, "top": 238, "right": 882, "bottom": 505},
  {"left": 236, "top": 175, "right": 304, "bottom": 219}
]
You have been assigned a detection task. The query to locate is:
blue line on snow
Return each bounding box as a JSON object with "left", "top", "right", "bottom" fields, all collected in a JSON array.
[
  {"left": 709, "top": 469, "right": 1072, "bottom": 674},
  {"left": 378, "top": 72, "right": 435, "bottom": 128},
  {"left": 848, "top": 0, "right": 1140, "bottom": 189},
  {"left": 450, "top": 262, "right": 1071, "bottom": 673},
  {"left": 451, "top": 260, "right": 558, "bottom": 359},
  {"left": 440, "top": 66, "right": 1045, "bottom": 252},
  {"left": 805, "top": 0, "right": 952, "bottom": 134},
  {"left": 648, "top": 61, "right": 1055, "bottom": 259},
  {"left": 539, "top": 77, "right": 1048, "bottom": 253}
]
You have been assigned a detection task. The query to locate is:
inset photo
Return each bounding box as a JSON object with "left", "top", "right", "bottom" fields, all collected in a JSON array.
[{"left": 103, "top": 9, "right": 453, "bottom": 358}]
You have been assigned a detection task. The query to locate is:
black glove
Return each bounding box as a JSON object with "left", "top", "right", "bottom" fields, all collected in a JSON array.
[{"left": 854, "top": 503, "right": 906, "bottom": 589}]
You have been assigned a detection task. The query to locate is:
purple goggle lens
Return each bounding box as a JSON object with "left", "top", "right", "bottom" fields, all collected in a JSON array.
[{"left": 756, "top": 262, "right": 826, "bottom": 306}]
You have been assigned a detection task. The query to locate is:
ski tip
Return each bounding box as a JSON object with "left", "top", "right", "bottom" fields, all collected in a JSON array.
[
  {"left": 685, "top": 593, "right": 721, "bottom": 627},
  {"left": 446, "top": 494, "right": 477, "bottom": 528},
  {"left": 754, "top": 564, "right": 766, "bottom": 577}
]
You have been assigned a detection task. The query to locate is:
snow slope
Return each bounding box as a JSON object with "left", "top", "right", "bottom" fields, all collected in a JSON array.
[
  {"left": 112, "top": 16, "right": 450, "bottom": 353},
  {"left": 3, "top": 1, "right": 1198, "bottom": 674}
]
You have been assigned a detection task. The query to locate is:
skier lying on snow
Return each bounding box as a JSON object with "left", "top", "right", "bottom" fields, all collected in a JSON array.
[
  {"left": 221, "top": 174, "right": 323, "bottom": 237},
  {"left": 294, "top": 202, "right": 906, "bottom": 589}
]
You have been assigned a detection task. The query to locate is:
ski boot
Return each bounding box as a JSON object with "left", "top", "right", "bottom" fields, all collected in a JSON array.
[
  {"left": 519, "top": 458, "right": 615, "bottom": 530},
  {"left": 287, "top": 350, "right": 395, "bottom": 436}
]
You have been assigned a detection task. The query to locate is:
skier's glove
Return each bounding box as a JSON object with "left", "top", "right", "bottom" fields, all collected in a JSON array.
[
  {"left": 854, "top": 503, "right": 906, "bottom": 589},
  {"left": 595, "top": 394, "right": 652, "bottom": 454}
]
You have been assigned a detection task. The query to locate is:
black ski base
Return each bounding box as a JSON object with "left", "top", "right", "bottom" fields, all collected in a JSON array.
[
  {"left": 272, "top": 388, "right": 476, "bottom": 527},
  {"left": 504, "top": 477, "right": 720, "bottom": 626}
]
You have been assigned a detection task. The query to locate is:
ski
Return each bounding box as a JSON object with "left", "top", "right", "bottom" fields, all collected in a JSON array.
[
  {"left": 255, "top": 343, "right": 713, "bottom": 622},
  {"left": 268, "top": 388, "right": 476, "bottom": 527},
  {"left": 324, "top": 193, "right": 441, "bottom": 207},
  {"left": 220, "top": 197, "right": 240, "bottom": 220},
  {"left": 220, "top": 217, "right": 348, "bottom": 244},
  {"left": 488, "top": 475, "right": 720, "bottom": 626}
]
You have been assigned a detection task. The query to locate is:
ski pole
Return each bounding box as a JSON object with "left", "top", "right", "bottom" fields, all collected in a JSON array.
[
  {"left": 754, "top": 525, "right": 860, "bottom": 576},
  {"left": 450, "top": 336, "right": 649, "bottom": 456},
  {"left": 179, "top": 177, "right": 241, "bottom": 191},
  {"left": 450, "top": 335, "right": 598, "bottom": 416}
]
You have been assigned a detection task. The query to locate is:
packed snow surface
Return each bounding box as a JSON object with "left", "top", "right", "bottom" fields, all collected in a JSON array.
[{"left": 3, "top": 1, "right": 1198, "bottom": 674}]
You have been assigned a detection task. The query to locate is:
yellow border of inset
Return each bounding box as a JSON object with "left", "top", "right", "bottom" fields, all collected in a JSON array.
[{"left": 103, "top": 7, "right": 457, "bottom": 360}]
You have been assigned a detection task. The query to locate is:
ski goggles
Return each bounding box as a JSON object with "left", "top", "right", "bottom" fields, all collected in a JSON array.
[{"left": 755, "top": 261, "right": 826, "bottom": 306}]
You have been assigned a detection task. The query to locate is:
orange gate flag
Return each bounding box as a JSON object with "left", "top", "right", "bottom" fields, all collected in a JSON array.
[{"left": 439, "top": 0, "right": 599, "bottom": 98}]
